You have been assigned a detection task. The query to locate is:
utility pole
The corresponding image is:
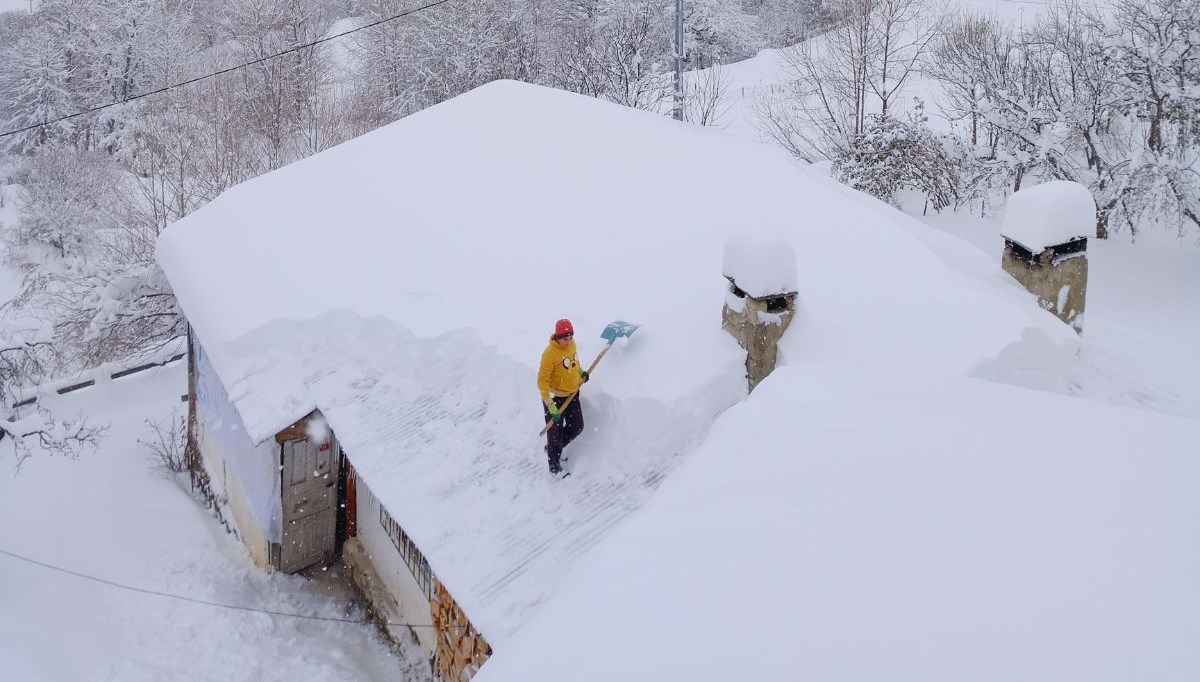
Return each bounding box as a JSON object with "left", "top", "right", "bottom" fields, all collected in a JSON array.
[{"left": 673, "top": 0, "right": 684, "bottom": 121}]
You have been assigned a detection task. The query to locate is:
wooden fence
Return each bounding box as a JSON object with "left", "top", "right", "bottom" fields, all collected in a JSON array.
[{"left": 9, "top": 351, "right": 186, "bottom": 410}]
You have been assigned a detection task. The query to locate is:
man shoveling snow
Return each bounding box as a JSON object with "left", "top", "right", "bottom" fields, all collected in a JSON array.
[
  {"left": 538, "top": 318, "right": 588, "bottom": 476},
  {"left": 536, "top": 318, "right": 640, "bottom": 478}
]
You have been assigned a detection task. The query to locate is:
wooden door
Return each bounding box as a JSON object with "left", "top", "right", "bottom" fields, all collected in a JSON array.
[{"left": 279, "top": 437, "right": 338, "bottom": 573}]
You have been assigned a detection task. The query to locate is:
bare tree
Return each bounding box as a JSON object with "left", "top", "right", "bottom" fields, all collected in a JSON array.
[
  {"left": 755, "top": 0, "right": 834, "bottom": 47},
  {"left": 0, "top": 342, "right": 105, "bottom": 468},
  {"left": 755, "top": 0, "right": 936, "bottom": 159},
  {"left": 399, "top": 0, "right": 534, "bottom": 109},
  {"left": 1105, "top": 0, "right": 1200, "bottom": 235},
  {"left": 0, "top": 405, "right": 107, "bottom": 468},
  {"left": 141, "top": 407, "right": 186, "bottom": 474},
  {"left": 926, "top": 12, "right": 1012, "bottom": 148},
  {"left": 6, "top": 145, "right": 123, "bottom": 268},
  {"left": 925, "top": 0, "right": 1197, "bottom": 238},
  {"left": 0, "top": 20, "right": 77, "bottom": 154},
  {"left": 542, "top": 0, "right": 672, "bottom": 110},
  {"left": 122, "top": 92, "right": 210, "bottom": 234},
  {"left": 686, "top": 61, "right": 733, "bottom": 126},
  {"left": 599, "top": 0, "right": 673, "bottom": 109},
  {"left": 542, "top": 25, "right": 611, "bottom": 99},
  {"left": 683, "top": 0, "right": 763, "bottom": 69},
  {"left": 5, "top": 135, "right": 184, "bottom": 380},
  {"left": 868, "top": 0, "right": 937, "bottom": 121},
  {"left": 750, "top": 87, "right": 819, "bottom": 159}
]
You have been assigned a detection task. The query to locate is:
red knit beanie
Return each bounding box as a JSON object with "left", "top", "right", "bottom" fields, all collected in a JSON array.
[{"left": 554, "top": 319, "right": 574, "bottom": 339}]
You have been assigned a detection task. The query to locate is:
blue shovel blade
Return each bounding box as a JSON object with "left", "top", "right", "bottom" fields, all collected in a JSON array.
[{"left": 600, "top": 320, "right": 640, "bottom": 343}]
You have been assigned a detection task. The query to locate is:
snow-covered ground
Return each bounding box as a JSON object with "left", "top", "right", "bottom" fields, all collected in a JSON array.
[
  {"left": 477, "top": 362, "right": 1200, "bottom": 681},
  {"left": 0, "top": 364, "right": 421, "bottom": 679},
  {"left": 467, "top": 103, "right": 1200, "bottom": 678},
  {"left": 1, "top": 171, "right": 427, "bottom": 679},
  {"left": 919, "top": 205, "right": 1200, "bottom": 419}
]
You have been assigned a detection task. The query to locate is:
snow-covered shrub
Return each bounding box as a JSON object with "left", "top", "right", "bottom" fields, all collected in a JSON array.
[
  {"left": 685, "top": 62, "right": 734, "bottom": 126},
  {"left": 7, "top": 145, "right": 124, "bottom": 270},
  {"left": 141, "top": 408, "right": 187, "bottom": 475},
  {"left": 832, "top": 109, "right": 961, "bottom": 211},
  {"left": 754, "top": 0, "right": 937, "bottom": 161}
]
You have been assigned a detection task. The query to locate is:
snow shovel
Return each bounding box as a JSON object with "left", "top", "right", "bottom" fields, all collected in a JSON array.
[{"left": 539, "top": 320, "right": 640, "bottom": 436}]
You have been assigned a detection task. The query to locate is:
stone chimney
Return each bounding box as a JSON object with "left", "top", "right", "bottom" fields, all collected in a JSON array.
[
  {"left": 721, "top": 233, "right": 798, "bottom": 391},
  {"left": 1000, "top": 180, "right": 1093, "bottom": 334}
]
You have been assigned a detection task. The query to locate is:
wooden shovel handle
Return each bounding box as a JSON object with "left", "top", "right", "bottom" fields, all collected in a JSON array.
[{"left": 539, "top": 343, "right": 613, "bottom": 436}]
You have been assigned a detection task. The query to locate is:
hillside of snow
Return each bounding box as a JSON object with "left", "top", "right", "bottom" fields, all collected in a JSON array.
[{"left": 476, "top": 361, "right": 1200, "bottom": 681}]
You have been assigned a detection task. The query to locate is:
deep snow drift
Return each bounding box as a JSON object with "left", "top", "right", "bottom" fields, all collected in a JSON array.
[{"left": 475, "top": 362, "right": 1200, "bottom": 681}]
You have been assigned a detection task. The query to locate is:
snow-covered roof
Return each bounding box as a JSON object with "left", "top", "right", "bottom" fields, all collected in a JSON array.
[
  {"left": 1001, "top": 180, "right": 1095, "bottom": 252},
  {"left": 156, "top": 80, "right": 1078, "bottom": 646},
  {"left": 474, "top": 363, "right": 1200, "bottom": 681}
]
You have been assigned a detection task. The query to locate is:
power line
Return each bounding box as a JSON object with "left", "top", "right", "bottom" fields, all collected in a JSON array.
[
  {"left": 0, "top": 545, "right": 447, "bottom": 629},
  {"left": 0, "top": 0, "right": 458, "bottom": 141}
]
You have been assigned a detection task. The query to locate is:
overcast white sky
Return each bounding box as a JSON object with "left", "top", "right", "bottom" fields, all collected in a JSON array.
[{"left": 0, "top": 0, "right": 33, "bottom": 14}]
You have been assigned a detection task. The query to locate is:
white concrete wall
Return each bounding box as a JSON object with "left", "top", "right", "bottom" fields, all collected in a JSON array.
[
  {"left": 194, "top": 414, "right": 272, "bottom": 567},
  {"left": 192, "top": 338, "right": 282, "bottom": 567},
  {"left": 355, "top": 477, "right": 440, "bottom": 658}
]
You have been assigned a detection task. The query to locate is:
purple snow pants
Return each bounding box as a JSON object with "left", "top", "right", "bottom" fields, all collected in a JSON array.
[{"left": 544, "top": 395, "right": 584, "bottom": 469}]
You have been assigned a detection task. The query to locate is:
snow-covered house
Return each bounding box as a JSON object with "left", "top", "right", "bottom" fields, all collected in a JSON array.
[{"left": 156, "top": 81, "right": 1081, "bottom": 680}]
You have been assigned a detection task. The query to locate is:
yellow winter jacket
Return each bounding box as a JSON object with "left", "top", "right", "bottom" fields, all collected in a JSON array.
[{"left": 538, "top": 336, "right": 584, "bottom": 406}]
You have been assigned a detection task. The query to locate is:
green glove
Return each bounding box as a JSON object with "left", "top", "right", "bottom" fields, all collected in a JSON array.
[
  {"left": 580, "top": 370, "right": 590, "bottom": 383},
  {"left": 548, "top": 405, "right": 563, "bottom": 424}
]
